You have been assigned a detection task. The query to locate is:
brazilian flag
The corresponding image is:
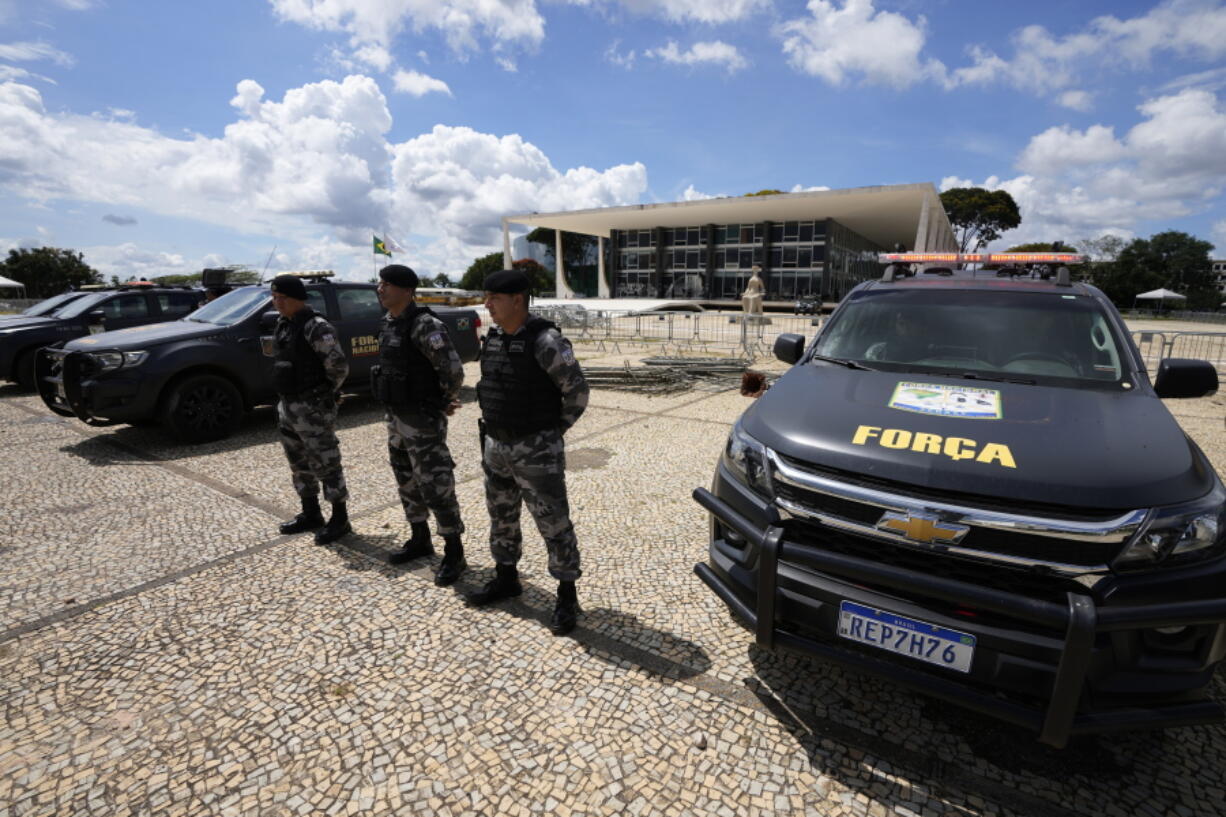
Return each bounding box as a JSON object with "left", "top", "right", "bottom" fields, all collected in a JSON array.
[{"left": 373, "top": 235, "right": 392, "bottom": 257}]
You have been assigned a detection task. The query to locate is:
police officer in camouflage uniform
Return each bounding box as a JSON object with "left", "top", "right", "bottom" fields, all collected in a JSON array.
[
  {"left": 373, "top": 264, "right": 468, "bottom": 586},
  {"left": 467, "top": 269, "right": 589, "bottom": 635},
  {"left": 270, "top": 274, "right": 352, "bottom": 545}
]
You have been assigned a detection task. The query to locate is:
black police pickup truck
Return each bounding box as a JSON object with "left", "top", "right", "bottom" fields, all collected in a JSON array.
[
  {"left": 1, "top": 284, "right": 203, "bottom": 389},
  {"left": 694, "top": 252, "right": 1226, "bottom": 747},
  {"left": 36, "top": 276, "right": 480, "bottom": 443}
]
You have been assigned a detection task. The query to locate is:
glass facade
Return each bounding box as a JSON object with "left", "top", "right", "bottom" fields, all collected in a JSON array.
[{"left": 609, "top": 218, "right": 881, "bottom": 302}]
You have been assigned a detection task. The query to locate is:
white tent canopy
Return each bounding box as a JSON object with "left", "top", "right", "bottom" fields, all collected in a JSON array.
[
  {"left": 0, "top": 274, "right": 24, "bottom": 290},
  {"left": 1135, "top": 288, "right": 1186, "bottom": 300}
]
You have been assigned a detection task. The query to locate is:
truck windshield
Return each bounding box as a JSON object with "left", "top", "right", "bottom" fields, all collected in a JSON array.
[
  {"left": 21, "top": 292, "right": 85, "bottom": 316},
  {"left": 814, "top": 289, "right": 1129, "bottom": 385},
  {"left": 187, "top": 286, "right": 270, "bottom": 326},
  {"left": 56, "top": 292, "right": 111, "bottom": 319}
]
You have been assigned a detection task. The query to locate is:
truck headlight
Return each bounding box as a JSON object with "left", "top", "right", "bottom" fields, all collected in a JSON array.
[
  {"left": 723, "top": 419, "right": 773, "bottom": 496},
  {"left": 1114, "top": 482, "right": 1226, "bottom": 569},
  {"left": 90, "top": 350, "right": 149, "bottom": 372}
]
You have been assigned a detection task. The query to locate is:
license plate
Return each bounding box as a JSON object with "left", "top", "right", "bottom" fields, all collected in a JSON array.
[{"left": 838, "top": 600, "right": 975, "bottom": 673}]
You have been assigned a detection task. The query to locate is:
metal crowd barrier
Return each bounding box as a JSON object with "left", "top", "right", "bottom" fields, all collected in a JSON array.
[
  {"left": 533, "top": 307, "right": 822, "bottom": 360},
  {"left": 1131, "top": 331, "right": 1226, "bottom": 374}
]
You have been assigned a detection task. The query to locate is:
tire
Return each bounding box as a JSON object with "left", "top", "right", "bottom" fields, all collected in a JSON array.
[
  {"left": 159, "top": 374, "right": 243, "bottom": 443},
  {"left": 13, "top": 349, "right": 36, "bottom": 391}
]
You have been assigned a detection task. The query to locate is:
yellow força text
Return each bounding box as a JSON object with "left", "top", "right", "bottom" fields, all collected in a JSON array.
[{"left": 851, "top": 425, "right": 1017, "bottom": 469}]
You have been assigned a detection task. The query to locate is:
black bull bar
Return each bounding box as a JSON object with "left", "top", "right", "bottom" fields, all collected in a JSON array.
[
  {"left": 692, "top": 486, "right": 1226, "bottom": 748},
  {"left": 35, "top": 348, "right": 122, "bottom": 427}
]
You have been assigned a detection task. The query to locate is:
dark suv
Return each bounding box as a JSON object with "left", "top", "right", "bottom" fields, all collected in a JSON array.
[
  {"left": 0, "top": 285, "right": 203, "bottom": 388},
  {"left": 694, "top": 257, "right": 1226, "bottom": 747},
  {"left": 36, "top": 278, "right": 481, "bottom": 443}
]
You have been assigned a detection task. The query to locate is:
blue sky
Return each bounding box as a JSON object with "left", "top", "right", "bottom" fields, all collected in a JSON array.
[{"left": 1, "top": 0, "right": 1224, "bottom": 282}]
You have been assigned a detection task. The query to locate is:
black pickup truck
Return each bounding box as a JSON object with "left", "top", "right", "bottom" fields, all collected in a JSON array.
[
  {"left": 1, "top": 285, "right": 203, "bottom": 388},
  {"left": 694, "top": 254, "right": 1226, "bottom": 747},
  {"left": 36, "top": 279, "right": 480, "bottom": 442}
]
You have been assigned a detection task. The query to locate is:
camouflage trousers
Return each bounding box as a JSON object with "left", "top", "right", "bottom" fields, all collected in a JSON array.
[
  {"left": 386, "top": 410, "right": 464, "bottom": 535},
  {"left": 483, "top": 428, "right": 580, "bottom": 582},
  {"left": 278, "top": 393, "right": 348, "bottom": 503}
]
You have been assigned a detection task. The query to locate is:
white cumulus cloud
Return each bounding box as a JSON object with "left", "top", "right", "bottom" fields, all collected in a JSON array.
[
  {"left": 947, "top": 0, "right": 1226, "bottom": 97},
  {"left": 0, "top": 75, "right": 651, "bottom": 278},
  {"left": 944, "top": 88, "right": 1226, "bottom": 248},
  {"left": 646, "top": 40, "right": 747, "bottom": 73},
  {"left": 391, "top": 124, "right": 646, "bottom": 258},
  {"left": 602, "top": 0, "right": 767, "bottom": 25},
  {"left": 268, "top": 0, "right": 546, "bottom": 57},
  {"left": 778, "top": 0, "right": 944, "bottom": 89},
  {"left": 392, "top": 69, "right": 452, "bottom": 97}
]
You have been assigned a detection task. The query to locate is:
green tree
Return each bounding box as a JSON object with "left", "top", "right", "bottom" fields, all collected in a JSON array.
[
  {"left": 459, "top": 251, "right": 505, "bottom": 291},
  {"left": 512, "top": 257, "right": 552, "bottom": 294},
  {"left": 1076, "top": 235, "right": 1127, "bottom": 289},
  {"left": 1004, "top": 242, "right": 1079, "bottom": 253},
  {"left": 744, "top": 189, "right": 785, "bottom": 197},
  {"left": 431, "top": 272, "right": 452, "bottom": 288},
  {"left": 939, "top": 188, "right": 1022, "bottom": 253},
  {"left": 0, "top": 247, "right": 102, "bottom": 297},
  {"left": 1097, "top": 231, "right": 1218, "bottom": 310}
]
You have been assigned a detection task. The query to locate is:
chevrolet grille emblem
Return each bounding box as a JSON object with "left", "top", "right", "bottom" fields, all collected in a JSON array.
[{"left": 876, "top": 511, "right": 969, "bottom": 546}]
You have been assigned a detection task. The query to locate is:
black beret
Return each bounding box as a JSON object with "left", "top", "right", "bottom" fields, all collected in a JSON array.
[
  {"left": 484, "top": 269, "right": 530, "bottom": 294},
  {"left": 379, "top": 264, "right": 419, "bottom": 289},
  {"left": 270, "top": 274, "right": 307, "bottom": 300}
]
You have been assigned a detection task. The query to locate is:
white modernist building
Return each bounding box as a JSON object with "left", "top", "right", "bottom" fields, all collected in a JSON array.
[{"left": 502, "top": 182, "right": 957, "bottom": 302}]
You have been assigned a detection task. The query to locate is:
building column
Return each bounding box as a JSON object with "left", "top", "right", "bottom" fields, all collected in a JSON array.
[
  {"left": 502, "top": 218, "right": 512, "bottom": 269},
  {"left": 597, "top": 236, "right": 609, "bottom": 298},
  {"left": 555, "top": 229, "right": 575, "bottom": 298},
  {"left": 914, "top": 194, "right": 931, "bottom": 252}
]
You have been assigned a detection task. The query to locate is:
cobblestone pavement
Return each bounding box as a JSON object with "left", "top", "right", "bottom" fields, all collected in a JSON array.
[{"left": 2, "top": 348, "right": 1225, "bottom": 817}]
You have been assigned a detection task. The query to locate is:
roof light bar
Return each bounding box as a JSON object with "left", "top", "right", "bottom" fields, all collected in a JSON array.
[{"left": 878, "top": 252, "right": 1085, "bottom": 265}]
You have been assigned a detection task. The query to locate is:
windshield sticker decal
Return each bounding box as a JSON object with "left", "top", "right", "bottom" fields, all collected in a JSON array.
[{"left": 889, "top": 382, "right": 1002, "bottom": 419}]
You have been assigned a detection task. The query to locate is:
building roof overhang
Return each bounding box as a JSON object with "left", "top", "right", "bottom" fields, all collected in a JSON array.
[{"left": 505, "top": 182, "right": 952, "bottom": 251}]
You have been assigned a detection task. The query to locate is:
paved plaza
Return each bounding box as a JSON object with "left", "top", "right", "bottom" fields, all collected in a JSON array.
[{"left": 2, "top": 339, "right": 1225, "bottom": 817}]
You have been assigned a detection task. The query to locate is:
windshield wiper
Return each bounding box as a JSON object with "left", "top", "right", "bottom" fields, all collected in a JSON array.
[
  {"left": 951, "top": 372, "right": 1036, "bottom": 386},
  {"left": 811, "top": 354, "right": 876, "bottom": 371}
]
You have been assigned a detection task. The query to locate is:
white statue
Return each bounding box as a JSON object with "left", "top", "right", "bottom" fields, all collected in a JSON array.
[{"left": 741, "top": 266, "right": 765, "bottom": 315}]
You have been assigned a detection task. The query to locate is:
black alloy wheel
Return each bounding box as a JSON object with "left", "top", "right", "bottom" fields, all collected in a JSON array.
[{"left": 160, "top": 374, "right": 243, "bottom": 443}]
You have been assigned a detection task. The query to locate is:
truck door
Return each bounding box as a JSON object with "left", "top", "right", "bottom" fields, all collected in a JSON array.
[
  {"left": 95, "top": 293, "right": 155, "bottom": 332},
  {"left": 331, "top": 286, "right": 383, "bottom": 384}
]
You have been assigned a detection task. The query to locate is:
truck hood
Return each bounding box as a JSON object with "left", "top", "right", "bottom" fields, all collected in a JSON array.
[
  {"left": 0, "top": 316, "right": 57, "bottom": 332},
  {"left": 64, "top": 319, "right": 222, "bottom": 350},
  {"left": 745, "top": 363, "right": 1214, "bottom": 511}
]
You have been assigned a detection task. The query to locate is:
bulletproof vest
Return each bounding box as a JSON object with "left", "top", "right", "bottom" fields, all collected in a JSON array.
[
  {"left": 273, "top": 307, "right": 328, "bottom": 396},
  {"left": 374, "top": 304, "right": 445, "bottom": 411},
  {"left": 477, "top": 318, "right": 562, "bottom": 435}
]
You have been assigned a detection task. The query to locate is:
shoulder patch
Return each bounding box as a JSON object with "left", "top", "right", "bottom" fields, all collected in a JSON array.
[
  {"left": 560, "top": 347, "right": 575, "bottom": 365},
  {"left": 427, "top": 332, "right": 446, "bottom": 350}
]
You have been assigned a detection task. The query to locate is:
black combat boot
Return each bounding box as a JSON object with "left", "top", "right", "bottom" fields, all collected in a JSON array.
[
  {"left": 549, "top": 580, "right": 579, "bottom": 636},
  {"left": 466, "top": 564, "right": 522, "bottom": 606},
  {"left": 389, "top": 520, "right": 434, "bottom": 564},
  {"left": 314, "top": 501, "right": 351, "bottom": 545},
  {"left": 280, "top": 494, "right": 324, "bottom": 534},
  {"left": 434, "top": 534, "right": 467, "bottom": 587}
]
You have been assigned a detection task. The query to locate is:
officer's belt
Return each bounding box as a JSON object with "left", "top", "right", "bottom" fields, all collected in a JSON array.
[{"left": 483, "top": 424, "right": 544, "bottom": 444}]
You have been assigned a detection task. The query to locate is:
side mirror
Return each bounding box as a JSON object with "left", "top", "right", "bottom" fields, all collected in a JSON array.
[
  {"left": 774, "top": 333, "right": 806, "bottom": 365},
  {"left": 87, "top": 309, "right": 105, "bottom": 324},
  {"left": 260, "top": 311, "right": 279, "bottom": 331},
  {"left": 1154, "top": 358, "right": 1218, "bottom": 398}
]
